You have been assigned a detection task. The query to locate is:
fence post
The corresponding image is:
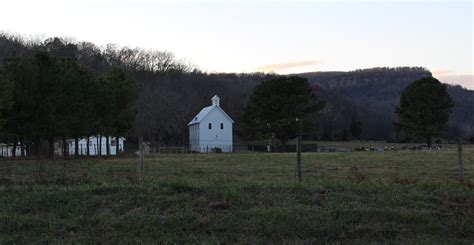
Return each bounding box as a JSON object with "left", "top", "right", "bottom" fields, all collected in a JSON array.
[
  {"left": 138, "top": 137, "right": 144, "bottom": 181},
  {"left": 296, "top": 118, "right": 302, "bottom": 182},
  {"left": 457, "top": 139, "right": 464, "bottom": 178}
]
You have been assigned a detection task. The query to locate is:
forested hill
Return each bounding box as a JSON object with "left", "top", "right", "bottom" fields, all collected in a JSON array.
[
  {"left": 297, "top": 67, "right": 474, "bottom": 140},
  {"left": 1, "top": 33, "right": 473, "bottom": 144},
  {"left": 299, "top": 67, "right": 431, "bottom": 88},
  {"left": 299, "top": 67, "right": 432, "bottom": 115}
]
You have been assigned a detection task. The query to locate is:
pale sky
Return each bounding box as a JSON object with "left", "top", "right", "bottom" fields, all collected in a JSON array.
[{"left": 0, "top": 0, "right": 473, "bottom": 89}]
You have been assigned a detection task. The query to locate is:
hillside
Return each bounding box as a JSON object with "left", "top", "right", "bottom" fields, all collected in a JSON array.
[
  {"left": 1, "top": 34, "right": 473, "bottom": 144},
  {"left": 298, "top": 67, "right": 474, "bottom": 141}
]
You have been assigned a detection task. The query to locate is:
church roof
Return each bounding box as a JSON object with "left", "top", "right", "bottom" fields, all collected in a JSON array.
[{"left": 187, "top": 105, "right": 234, "bottom": 126}]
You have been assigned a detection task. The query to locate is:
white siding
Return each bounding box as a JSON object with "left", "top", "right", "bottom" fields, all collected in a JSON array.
[
  {"left": 188, "top": 95, "right": 234, "bottom": 153},
  {"left": 189, "top": 124, "right": 200, "bottom": 152},
  {"left": 0, "top": 143, "right": 25, "bottom": 157},
  {"left": 0, "top": 136, "right": 125, "bottom": 157},
  {"left": 196, "top": 108, "right": 233, "bottom": 152},
  {"left": 65, "top": 136, "right": 125, "bottom": 156}
]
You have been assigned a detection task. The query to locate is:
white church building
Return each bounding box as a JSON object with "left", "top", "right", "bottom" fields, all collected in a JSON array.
[{"left": 188, "top": 95, "right": 234, "bottom": 152}]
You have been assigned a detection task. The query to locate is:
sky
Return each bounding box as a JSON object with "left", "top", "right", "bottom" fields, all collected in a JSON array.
[{"left": 0, "top": 0, "right": 472, "bottom": 89}]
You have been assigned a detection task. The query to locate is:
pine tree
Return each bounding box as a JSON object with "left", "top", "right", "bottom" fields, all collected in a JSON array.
[
  {"left": 394, "top": 77, "right": 454, "bottom": 147},
  {"left": 242, "top": 76, "right": 325, "bottom": 150}
]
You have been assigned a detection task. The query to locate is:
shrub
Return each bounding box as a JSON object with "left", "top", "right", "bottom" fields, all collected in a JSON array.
[{"left": 212, "top": 147, "right": 222, "bottom": 153}]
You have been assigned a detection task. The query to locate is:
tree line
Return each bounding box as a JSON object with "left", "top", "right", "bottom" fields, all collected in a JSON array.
[
  {"left": 300, "top": 67, "right": 473, "bottom": 141},
  {"left": 0, "top": 34, "right": 268, "bottom": 155},
  {"left": 0, "top": 36, "right": 138, "bottom": 158},
  {"left": 0, "top": 33, "right": 469, "bottom": 155},
  {"left": 241, "top": 75, "right": 455, "bottom": 149}
]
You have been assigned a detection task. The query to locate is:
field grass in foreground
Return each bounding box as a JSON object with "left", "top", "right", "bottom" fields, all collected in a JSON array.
[{"left": 0, "top": 149, "right": 473, "bottom": 243}]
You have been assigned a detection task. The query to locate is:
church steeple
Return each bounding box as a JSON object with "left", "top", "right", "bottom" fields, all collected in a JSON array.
[{"left": 211, "top": 95, "right": 220, "bottom": 107}]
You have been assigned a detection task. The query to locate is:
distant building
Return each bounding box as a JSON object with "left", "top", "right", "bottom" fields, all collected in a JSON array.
[
  {"left": 188, "top": 95, "right": 234, "bottom": 152},
  {"left": 0, "top": 143, "right": 24, "bottom": 157},
  {"left": 58, "top": 136, "right": 126, "bottom": 156},
  {"left": 0, "top": 136, "right": 125, "bottom": 157}
]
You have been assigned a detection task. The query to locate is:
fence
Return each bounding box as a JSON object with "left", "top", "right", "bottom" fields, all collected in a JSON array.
[
  {"left": 2, "top": 141, "right": 474, "bottom": 157},
  {"left": 153, "top": 142, "right": 474, "bottom": 154},
  {"left": 154, "top": 143, "right": 319, "bottom": 153},
  {"left": 158, "top": 146, "right": 188, "bottom": 154}
]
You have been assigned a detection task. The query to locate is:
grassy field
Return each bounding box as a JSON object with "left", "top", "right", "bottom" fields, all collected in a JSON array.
[{"left": 1, "top": 149, "right": 473, "bottom": 243}]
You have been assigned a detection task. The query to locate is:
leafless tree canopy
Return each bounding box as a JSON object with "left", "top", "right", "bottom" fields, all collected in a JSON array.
[{"left": 1, "top": 33, "right": 473, "bottom": 150}]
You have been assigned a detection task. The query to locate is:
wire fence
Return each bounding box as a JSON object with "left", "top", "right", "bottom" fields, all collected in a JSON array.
[
  {"left": 155, "top": 142, "right": 474, "bottom": 153},
  {"left": 1, "top": 142, "right": 472, "bottom": 183},
  {"left": 2, "top": 141, "right": 474, "bottom": 157}
]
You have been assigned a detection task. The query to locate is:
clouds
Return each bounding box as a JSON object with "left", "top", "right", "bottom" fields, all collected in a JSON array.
[
  {"left": 431, "top": 69, "right": 473, "bottom": 90},
  {"left": 0, "top": 1, "right": 471, "bottom": 85},
  {"left": 435, "top": 74, "right": 474, "bottom": 90},
  {"left": 256, "top": 60, "right": 320, "bottom": 73},
  {"left": 431, "top": 69, "right": 454, "bottom": 77}
]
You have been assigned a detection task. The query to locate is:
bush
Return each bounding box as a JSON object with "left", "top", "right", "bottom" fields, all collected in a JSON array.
[{"left": 212, "top": 147, "right": 222, "bottom": 153}]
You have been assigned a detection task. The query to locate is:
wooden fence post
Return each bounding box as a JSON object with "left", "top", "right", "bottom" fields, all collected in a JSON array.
[
  {"left": 296, "top": 134, "right": 302, "bottom": 182},
  {"left": 296, "top": 118, "right": 302, "bottom": 182},
  {"left": 457, "top": 139, "right": 464, "bottom": 178},
  {"left": 138, "top": 137, "right": 144, "bottom": 181}
]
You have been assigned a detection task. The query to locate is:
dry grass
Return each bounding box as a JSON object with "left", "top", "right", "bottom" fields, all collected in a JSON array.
[{"left": 0, "top": 148, "right": 473, "bottom": 243}]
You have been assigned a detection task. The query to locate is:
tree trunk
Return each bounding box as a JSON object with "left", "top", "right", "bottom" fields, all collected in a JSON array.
[
  {"left": 281, "top": 140, "right": 287, "bottom": 153},
  {"left": 25, "top": 141, "right": 30, "bottom": 157},
  {"left": 426, "top": 135, "right": 432, "bottom": 149},
  {"left": 98, "top": 135, "right": 102, "bottom": 157},
  {"left": 116, "top": 135, "right": 120, "bottom": 155},
  {"left": 11, "top": 138, "right": 17, "bottom": 157},
  {"left": 96, "top": 135, "right": 100, "bottom": 156},
  {"left": 36, "top": 138, "right": 41, "bottom": 157},
  {"left": 86, "top": 137, "right": 90, "bottom": 156},
  {"left": 20, "top": 138, "right": 25, "bottom": 157},
  {"left": 106, "top": 136, "right": 110, "bottom": 156},
  {"left": 62, "top": 137, "right": 68, "bottom": 158},
  {"left": 48, "top": 138, "right": 55, "bottom": 159},
  {"left": 75, "top": 137, "right": 79, "bottom": 157}
]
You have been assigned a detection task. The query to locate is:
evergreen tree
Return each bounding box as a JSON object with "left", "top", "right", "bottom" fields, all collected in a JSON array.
[
  {"left": 350, "top": 121, "right": 362, "bottom": 140},
  {"left": 0, "top": 56, "right": 15, "bottom": 130},
  {"left": 99, "top": 67, "right": 139, "bottom": 155},
  {"left": 394, "top": 77, "right": 454, "bottom": 147},
  {"left": 242, "top": 76, "right": 325, "bottom": 150},
  {"left": 1, "top": 53, "right": 42, "bottom": 156},
  {"left": 56, "top": 57, "right": 96, "bottom": 156}
]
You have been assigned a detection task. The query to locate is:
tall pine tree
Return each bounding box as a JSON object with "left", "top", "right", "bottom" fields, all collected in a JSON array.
[{"left": 394, "top": 77, "right": 454, "bottom": 147}]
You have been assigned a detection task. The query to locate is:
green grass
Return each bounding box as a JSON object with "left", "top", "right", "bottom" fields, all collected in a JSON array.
[{"left": 1, "top": 149, "right": 473, "bottom": 243}]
